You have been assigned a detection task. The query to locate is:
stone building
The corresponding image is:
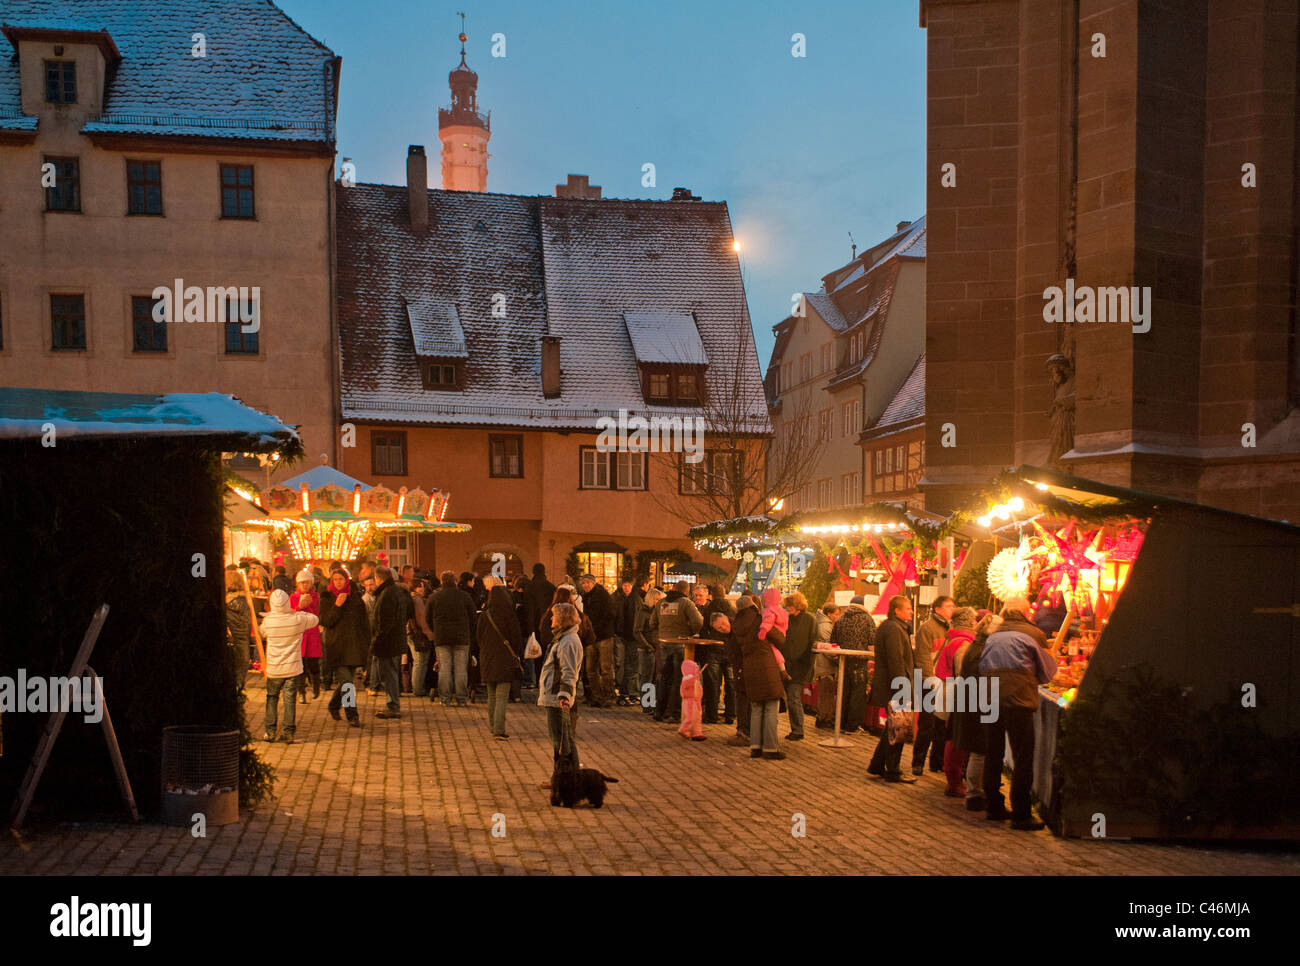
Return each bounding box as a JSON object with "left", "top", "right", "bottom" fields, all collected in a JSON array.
[
  {"left": 0, "top": 0, "right": 339, "bottom": 481},
  {"left": 766, "top": 218, "right": 926, "bottom": 512},
  {"left": 920, "top": 0, "right": 1300, "bottom": 522}
]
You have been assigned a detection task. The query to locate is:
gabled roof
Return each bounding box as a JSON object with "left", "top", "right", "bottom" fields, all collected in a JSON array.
[
  {"left": 804, "top": 291, "right": 849, "bottom": 332},
  {"left": 862, "top": 355, "right": 924, "bottom": 439},
  {"left": 623, "top": 312, "right": 708, "bottom": 366},
  {"left": 0, "top": 0, "right": 337, "bottom": 144},
  {"left": 407, "top": 301, "right": 467, "bottom": 358},
  {"left": 337, "top": 187, "right": 769, "bottom": 434}
]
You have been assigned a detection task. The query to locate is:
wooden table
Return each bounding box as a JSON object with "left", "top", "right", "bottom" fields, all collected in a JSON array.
[
  {"left": 811, "top": 645, "right": 873, "bottom": 748},
  {"left": 658, "top": 636, "right": 724, "bottom": 663}
]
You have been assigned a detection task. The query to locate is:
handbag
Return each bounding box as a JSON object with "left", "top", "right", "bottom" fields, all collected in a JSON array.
[
  {"left": 484, "top": 608, "right": 524, "bottom": 672},
  {"left": 886, "top": 706, "right": 913, "bottom": 746},
  {"left": 523, "top": 632, "right": 542, "bottom": 660}
]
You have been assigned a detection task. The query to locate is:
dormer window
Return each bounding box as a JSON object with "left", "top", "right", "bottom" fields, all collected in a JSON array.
[
  {"left": 623, "top": 311, "right": 709, "bottom": 408},
  {"left": 45, "top": 60, "right": 76, "bottom": 103},
  {"left": 406, "top": 299, "right": 467, "bottom": 392}
]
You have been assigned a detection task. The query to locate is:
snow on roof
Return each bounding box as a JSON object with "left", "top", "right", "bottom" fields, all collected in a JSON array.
[
  {"left": 337, "top": 186, "right": 770, "bottom": 433},
  {"left": 804, "top": 291, "right": 849, "bottom": 332},
  {"left": 0, "top": 388, "right": 298, "bottom": 448},
  {"left": 831, "top": 216, "right": 926, "bottom": 294},
  {"left": 866, "top": 355, "right": 925, "bottom": 435},
  {"left": 407, "top": 301, "right": 467, "bottom": 358},
  {"left": 0, "top": 0, "right": 337, "bottom": 144},
  {"left": 280, "top": 465, "right": 371, "bottom": 491},
  {"left": 623, "top": 312, "right": 708, "bottom": 366}
]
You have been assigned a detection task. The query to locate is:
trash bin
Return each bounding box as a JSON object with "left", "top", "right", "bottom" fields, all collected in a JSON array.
[{"left": 160, "top": 725, "right": 240, "bottom": 827}]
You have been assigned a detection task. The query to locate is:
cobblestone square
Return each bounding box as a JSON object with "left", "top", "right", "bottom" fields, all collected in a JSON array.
[{"left": 2, "top": 681, "right": 1297, "bottom": 876}]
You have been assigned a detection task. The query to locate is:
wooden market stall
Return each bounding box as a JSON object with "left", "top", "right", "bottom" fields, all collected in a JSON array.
[{"left": 962, "top": 466, "right": 1300, "bottom": 840}]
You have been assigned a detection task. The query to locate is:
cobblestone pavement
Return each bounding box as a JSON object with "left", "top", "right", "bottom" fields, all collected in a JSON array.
[{"left": 3, "top": 680, "right": 1297, "bottom": 875}]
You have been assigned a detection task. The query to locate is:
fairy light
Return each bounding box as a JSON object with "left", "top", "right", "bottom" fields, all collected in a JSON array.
[{"left": 300, "top": 484, "right": 310, "bottom": 514}]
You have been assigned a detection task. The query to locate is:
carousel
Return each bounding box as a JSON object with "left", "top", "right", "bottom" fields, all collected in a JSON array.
[{"left": 227, "top": 464, "right": 471, "bottom": 564}]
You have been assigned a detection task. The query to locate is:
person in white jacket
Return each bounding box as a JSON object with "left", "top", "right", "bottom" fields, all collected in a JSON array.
[{"left": 260, "top": 589, "right": 319, "bottom": 743}]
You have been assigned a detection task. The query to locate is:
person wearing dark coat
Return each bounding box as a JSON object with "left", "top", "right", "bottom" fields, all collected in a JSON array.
[
  {"left": 578, "top": 574, "right": 617, "bottom": 707},
  {"left": 478, "top": 583, "right": 524, "bottom": 738},
  {"left": 698, "top": 584, "right": 737, "bottom": 725},
  {"left": 369, "top": 566, "right": 408, "bottom": 718},
  {"left": 319, "top": 569, "right": 370, "bottom": 726},
  {"left": 526, "top": 563, "right": 556, "bottom": 641},
  {"left": 509, "top": 575, "right": 535, "bottom": 697},
  {"left": 866, "top": 595, "right": 917, "bottom": 783},
  {"left": 829, "top": 598, "right": 877, "bottom": 734},
  {"left": 224, "top": 567, "right": 253, "bottom": 691},
  {"left": 778, "top": 592, "right": 817, "bottom": 741},
  {"left": 428, "top": 570, "right": 477, "bottom": 706},
  {"left": 611, "top": 577, "right": 640, "bottom": 705},
  {"left": 735, "top": 600, "right": 787, "bottom": 759},
  {"left": 951, "top": 613, "right": 999, "bottom": 812}
]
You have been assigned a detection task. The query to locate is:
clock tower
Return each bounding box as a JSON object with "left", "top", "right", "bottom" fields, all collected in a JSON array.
[{"left": 437, "top": 15, "right": 490, "bottom": 192}]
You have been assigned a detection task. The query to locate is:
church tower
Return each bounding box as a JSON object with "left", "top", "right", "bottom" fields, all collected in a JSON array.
[{"left": 438, "top": 16, "right": 490, "bottom": 192}]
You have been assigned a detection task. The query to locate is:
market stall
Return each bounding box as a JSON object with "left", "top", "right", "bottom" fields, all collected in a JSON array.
[{"left": 956, "top": 466, "right": 1300, "bottom": 839}]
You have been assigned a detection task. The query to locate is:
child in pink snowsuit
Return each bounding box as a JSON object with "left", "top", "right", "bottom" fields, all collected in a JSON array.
[
  {"left": 757, "top": 587, "right": 790, "bottom": 675},
  {"left": 678, "top": 659, "right": 706, "bottom": 740}
]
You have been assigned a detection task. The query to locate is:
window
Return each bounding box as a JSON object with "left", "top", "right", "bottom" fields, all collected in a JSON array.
[
  {"left": 852, "top": 400, "right": 861, "bottom": 436},
  {"left": 896, "top": 444, "right": 905, "bottom": 471},
  {"left": 649, "top": 371, "right": 670, "bottom": 400},
  {"left": 884, "top": 447, "right": 893, "bottom": 474},
  {"left": 818, "top": 408, "right": 832, "bottom": 442},
  {"left": 580, "top": 447, "right": 647, "bottom": 490},
  {"left": 842, "top": 399, "right": 860, "bottom": 437},
  {"left": 50, "top": 294, "right": 86, "bottom": 350},
  {"left": 131, "top": 296, "right": 166, "bottom": 352},
  {"left": 680, "top": 450, "right": 739, "bottom": 496},
  {"left": 0, "top": 295, "right": 4, "bottom": 350},
  {"left": 818, "top": 478, "right": 832, "bottom": 508},
  {"left": 851, "top": 472, "right": 861, "bottom": 505},
  {"left": 820, "top": 342, "right": 832, "bottom": 374},
  {"left": 575, "top": 552, "right": 624, "bottom": 590},
  {"left": 220, "top": 164, "right": 255, "bottom": 218},
  {"left": 783, "top": 362, "right": 794, "bottom": 391},
  {"left": 489, "top": 434, "right": 523, "bottom": 478},
  {"left": 127, "top": 160, "right": 163, "bottom": 215},
  {"left": 45, "top": 60, "right": 76, "bottom": 103},
  {"left": 224, "top": 295, "right": 258, "bottom": 354},
  {"left": 383, "top": 533, "right": 410, "bottom": 571},
  {"left": 642, "top": 365, "right": 703, "bottom": 405},
  {"left": 423, "top": 361, "right": 461, "bottom": 389},
  {"left": 676, "top": 372, "right": 698, "bottom": 401},
  {"left": 44, "top": 156, "right": 80, "bottom": 211},
  {"left": 581, "top": 447, "right": 609, "bottom": 488},
  {"left": 800, "top": 352, "right": 812, "bottom": 382},
  {"left": 875, "top": 449, "right": 883, "bottom": 475},
  {"left": 371, "top": 431, "right": 407, "bottom": 476}
]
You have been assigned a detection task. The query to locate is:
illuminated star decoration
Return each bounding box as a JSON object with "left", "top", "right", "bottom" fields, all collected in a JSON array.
[{"left": 1038, "top": 528, "right": 1100, "bottom": 591}]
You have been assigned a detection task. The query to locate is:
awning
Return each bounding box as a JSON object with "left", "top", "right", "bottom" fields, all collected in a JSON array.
[{"left": 573, "top": 541, "right": 627, "bottom": 554}]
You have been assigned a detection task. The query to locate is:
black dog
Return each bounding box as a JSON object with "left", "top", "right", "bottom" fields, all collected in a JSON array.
[{"left": 550, "top": 758, "right": 620, "bottom": 808}]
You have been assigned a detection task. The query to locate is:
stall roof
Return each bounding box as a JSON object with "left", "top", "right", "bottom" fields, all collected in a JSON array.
[
  {"left": 0, "top": 388, "right": 300, "bottom": 453},
  {"left": 1004, "top": 465, "right": 1300, "bottom": 534}
]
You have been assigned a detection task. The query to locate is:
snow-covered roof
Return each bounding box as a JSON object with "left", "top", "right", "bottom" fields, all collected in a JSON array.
[
  {"left": 407, "top": 301, "right": 467, "bottom": 358},
  {"left": 804, "top": 291, "right": 849, "bottom": 332},
  {"left": 337, "top": 186, "right": 770, "bottom": 433},
  {"left": 0, "top": 388, "right": 298, "bottom": 449},
  {"left": 0, "top": 0, "right": 337, "bottom": 145},
  {"left": 623, "top": 312, "right": 708, "bottom": 366},
  {"left": 864, "top": 355, "right": 925, "bottom": 437}
]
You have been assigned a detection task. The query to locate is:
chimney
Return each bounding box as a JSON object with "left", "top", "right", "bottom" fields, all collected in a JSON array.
[
  {"left": 555, "top": 174, "right": 601, "bottom": 199},
  {"left": 541, "top": 336, "right": 562, "bottom": 398},
  {"left": 896, "top": 219, "right": 912, "bottom": 232},
  {"left": 407, "top": 145, "right": 428, "bottom": 233},
  {"left": 671, "top": 187, "right": 701, "bottom": 201}
]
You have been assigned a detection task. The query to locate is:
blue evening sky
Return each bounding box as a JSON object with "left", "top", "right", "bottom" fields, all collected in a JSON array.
[{"left": 277, "top": 0, "right": 926, "bottom": 368}]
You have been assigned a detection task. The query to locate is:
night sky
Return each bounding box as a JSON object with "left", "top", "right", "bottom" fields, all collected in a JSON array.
[{"left": 278, "top": 0, "right": 925, "bottom": 366}]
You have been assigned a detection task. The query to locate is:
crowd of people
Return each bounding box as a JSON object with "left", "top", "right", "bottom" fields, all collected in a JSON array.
[{"left": 225, "top": 558, "right": 1055, "bottom": 829}]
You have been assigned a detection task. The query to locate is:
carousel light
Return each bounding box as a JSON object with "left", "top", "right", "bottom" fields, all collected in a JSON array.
[
  {"left": 1009, "top": 497, "right": 1025, "bottom": 512},
  {"left": 397, "top": 487, "right": 407, "bottom": 517},
  {"left": 1035, "top": 482, "right": 1050, "bottom": 491},
  {"left": 352, "top": 485, "right": 362, "bottom": 515}
]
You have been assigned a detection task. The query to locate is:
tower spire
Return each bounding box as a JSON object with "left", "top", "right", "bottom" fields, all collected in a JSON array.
[
  {"left": 439, "top": 11, "right": 491, "bottom": 191},
  {"left": 457, "top": 11, "right": 467, "bottom": 67}
]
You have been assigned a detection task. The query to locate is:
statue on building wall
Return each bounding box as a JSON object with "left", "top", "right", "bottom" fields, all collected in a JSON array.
[{"left": 1047, "top": 352, "right": 1076, "bottom": 465}]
